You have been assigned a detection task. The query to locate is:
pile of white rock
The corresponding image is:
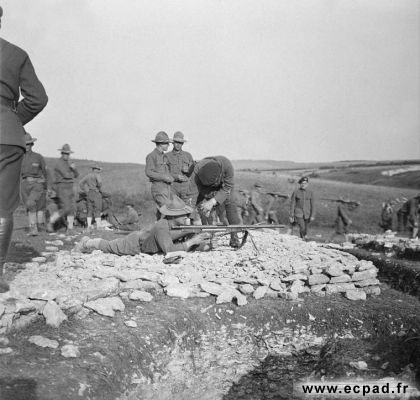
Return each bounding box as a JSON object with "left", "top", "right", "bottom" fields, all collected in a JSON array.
[
  {"left": 348, "top": 232, "right": 420, "bottom": 257},
  {"left": 0, "top": 232, "right": 381, "bottom": 332}
]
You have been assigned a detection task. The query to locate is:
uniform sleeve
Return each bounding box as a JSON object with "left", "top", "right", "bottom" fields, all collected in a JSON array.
[
  {"left": 16, "top": 55, "right": 48, "bottom": 125},
  {"left": 184, "top": 152, "right": 195, "bottom": 177},
  {"left": 310, "top": 191, "right": 316, "bottom": 218},
  {"left": 290, "top": 191, "right": 296, "bottom": 216},
  {"left": 214, "top": 157, "right": 234, "bottom": 204},
  {"left": 145, "top": 153, "right": 170, "bottom": 182},
  {"left": 78, "top": 175, "right": 88, "bottom": 192},
  {"left": 39, "top": 155, "right": 48, "bottom": 184},
  {"left": 153, "top": 224, "right": 187, "bottom": 254}
]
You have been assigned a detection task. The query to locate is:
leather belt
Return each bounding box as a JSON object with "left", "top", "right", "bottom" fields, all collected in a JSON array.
[{"left": 0, "top": 97, "right": 17, "bottom": 112}]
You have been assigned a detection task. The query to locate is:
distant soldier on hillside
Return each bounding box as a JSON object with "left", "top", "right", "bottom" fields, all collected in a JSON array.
[
  {"left": 248, "top": 183, "right": 265, "bottom": 224},
  {"left": 326, "top": 198, "right": 360, "bottom": 243},
  {"left": 380, "top": 199, "right": 396, "bottom": 232},
  {"left": 79, "top": 164, "right": 103, "bottom": 229},
  {"left": 117, "top": 202, "right": 141, "bottom": 231},
  {"left": 54, "top": 144, "right": 79, "bottom": 231},
  {"left": 166, "top": 131, "right": 196, "bottom": 206},
  {"left": 289, "top": 176, "right": 316, "bottom": 240},
  {"left": 21, "top": 133, "right": 48, "bottom": 235}
]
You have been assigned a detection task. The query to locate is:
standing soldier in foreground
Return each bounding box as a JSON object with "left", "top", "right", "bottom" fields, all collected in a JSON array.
[
  {"left": 79, "top": 164, "right": 103, "bottom": 229},
  {"left": 0, "top": 5, "right": 48, "bottom": 292},
  {"left": 21, "top": 132, "right": 48, "bottom": 235},
  {"left": 54, "top": 144, "right": 79, "bottom": 231},
  {"left": 289, "top": 176, "right": 316, "bottom": 241},
  {"left": 166, "top": 131, "right": 196, "bottom": 206},
  {"left": 145, "top": 132, "right": 175, "bottom": 218},
  {"left": 191, "top": 156, "right": 242, "bottom": 248}
]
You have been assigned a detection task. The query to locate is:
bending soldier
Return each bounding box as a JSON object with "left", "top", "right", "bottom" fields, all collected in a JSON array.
[
  {"left": 329, "top": 198, "right": 360, "bottom": 243},
  {"left": 21, "top": 133, "right": 48, "bottom": 235},
  {"left": 289, "top": 176, "right": 316, "bottom": 240},
  {"left": 249, "top": 183, "right": 265, "bottom": 224},
  {"left": 53, "top": 144, "right": 79, "bottom": 231},
  {"left": 0, "top": 5, "right": 48, "bottom": 292},
  {"left": 380, "top": 199, "right": 395, "bottom": 232},
  {"left": 117, "top": 202, "right": 141, "bottom": 231},
  {"left": 397, "top": 194, "right": 420, "bottom": 238},
  {"left": 79, "top": 164, "right": 103, "bottom": 229}
]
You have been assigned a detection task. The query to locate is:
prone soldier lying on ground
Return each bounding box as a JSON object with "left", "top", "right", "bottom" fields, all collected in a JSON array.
[{"left": 74, "top": 198, "right": 210, "bottom": 256}]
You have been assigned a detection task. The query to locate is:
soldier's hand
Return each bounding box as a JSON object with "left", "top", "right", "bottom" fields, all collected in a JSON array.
[
  {"left": 201, "top": 198, "right": 216, "bottom": 214},
  {"left": 178, "top": 174, "right": 188, "bottom": 182},
  {"left": 165, "top": 176, "right": 174, "bottom": 184},
  {"left": 70, "top": 163, "right": 76, "bottom": 170},
  {"left": 310, "top": 217, "right": 315, "bottom": 222},
  {"left": 289, "top": 217, "right": 294, "bottom": 224}
]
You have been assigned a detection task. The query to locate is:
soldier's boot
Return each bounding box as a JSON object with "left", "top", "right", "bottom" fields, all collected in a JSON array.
[
  {"left": 0, "top": 216, "right": 13, "bottom": 293},
  {"left": 28, "top": 212, "right": 38, "bottom": 236},
  {"left": 37, "top": 211, "right": 46, "bottom": 231},
  {"left": 67, "top": 216, "right": 75, "bottom": 231},
  {"left": 229, "top": 232, "right": 241, "bottom": 249},
  {"left": 74, "top": 236, "right": 102, "bottom": 253}
]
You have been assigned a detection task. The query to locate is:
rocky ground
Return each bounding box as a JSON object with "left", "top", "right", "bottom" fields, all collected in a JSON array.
[{"left": 0, "top": 222, "right": 419, "bottom": 399}]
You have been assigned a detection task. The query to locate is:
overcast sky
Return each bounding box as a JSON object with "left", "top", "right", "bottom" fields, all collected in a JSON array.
[{"left": 1, "top": 0, "right": 419, "bottom": 163}]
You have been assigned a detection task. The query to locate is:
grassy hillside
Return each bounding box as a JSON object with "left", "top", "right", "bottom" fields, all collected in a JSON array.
[{"left": 41, "top": 157, "right": 418, "bottom": 232}]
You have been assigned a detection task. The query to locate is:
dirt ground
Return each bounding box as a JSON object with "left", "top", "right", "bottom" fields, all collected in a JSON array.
[{"left": 1, "top": 217, "right": 419, "bottom": 400}]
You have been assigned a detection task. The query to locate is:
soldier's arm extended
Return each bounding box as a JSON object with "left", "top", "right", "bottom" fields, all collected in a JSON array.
[{"left": 17, "top": 54, "right": 48, "bottom": 125}]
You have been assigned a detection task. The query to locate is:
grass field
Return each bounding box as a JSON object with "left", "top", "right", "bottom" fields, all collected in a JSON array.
[{"left": 39, "top": 157, "right": 419, "bottom": 234}]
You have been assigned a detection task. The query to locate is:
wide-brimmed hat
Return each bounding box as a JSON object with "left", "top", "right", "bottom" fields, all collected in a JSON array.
[
  {"left": 197, "top": 160, "right": 222, "bottom": 186},
  {"left": 25, "top": 132, "right": 37, "bottom": 145},
  {"left": 152, "top": 131, "right": 171, "bottom": 144},
  {"left": 298, "top": 176, "right": 309, "bottom": 184},
  {"left": 91, "top": 164, "right": 102, "bottom": 171},
  {"left": 58, "top": 144, "right": 74, "bottom": 154},
  {"left": 159, "top": 197, "right": 193, "bottom": 216},
  {"left": 173, "top": 131, "right": 186, "bottom": 143}
]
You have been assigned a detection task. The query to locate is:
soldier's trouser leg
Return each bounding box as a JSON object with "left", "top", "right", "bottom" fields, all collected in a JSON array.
[
  {"left": 295, "top": 217, "right": 307, "bottom": 239},
  {"left": 224, "top": 194, "right": 241, "bottom": 248},
  {"left": 0, "top": 145, "right": 24, "bottom": 292},
  {"left": 28, "top": 212, "right": 38, "bottom": 236},
  {"left": 95, "top": 231, "right": 143, "bottom": 255}
]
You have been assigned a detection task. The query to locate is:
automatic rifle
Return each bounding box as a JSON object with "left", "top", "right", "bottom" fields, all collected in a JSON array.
[{"left": 171, "top": 224, "right": 286, "bottom": 253}]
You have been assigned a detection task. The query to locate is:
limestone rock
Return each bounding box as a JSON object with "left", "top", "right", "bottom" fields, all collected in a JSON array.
[
  {"left": 310, "top": 284, "right": 326, "bottom": 293},
  {"left": 84, "top": 297, "right": 125, "bottom": 317},
  {"left": 330, "top": 274, "right": 352, "bottom": 284},
  {"left": 354, "top": 279, "right": 380, "bottom": 287},
  {"left": 352, "top": 269, "right": 377, "bottom": 282},
  {"left": 45, "top": 246, "right": 59, "bottom": 252},
  {"left": 129, "top": 291, "right": 153, "bottom": 302},
  {"left": 345, "top": 290, "right": 367, "bottom": 301},
  {"left": 61, "top": 344, "right": 80, "bottom": 358},
  {"left": 326, "top": 265, "right": 344, "bottom": 277},
  {"left": 325, "top": 283, "right": 356, "bottom": 294},
  {"left": 269, "top": 280, "right": 284, "bottom": 291},
  {"left": 28, "top": 289, "right": 58, "bottom": 301},
  {"left": 253, "top": 286, "right": 268, "bottom": 300},
  {"left": 124, "top": 270, "right": 160, "bottom": 282},
  {"left": 238, "top": 284, "right": 254, "bottom": 295},
  {"left": 0, "top": 347, "right": 13, "bottom": 355},
  {"left": 32, "top": 257, "right": 47, "bottom": 263},
  {"left": 84, "top": 278, "right": 120, "bottom": 301},
  {"left": 122, "top": 280, "right": 162, "bottom": 293},
  {"left": 0, "top": 304, "right": 4, "bottom": 318},
  {"left": 159, "top": 275, "right": 180, "bottom": 287},
  {"left": 216, "top": 289, "right": 234, "bottom": 304},
  {"left": 364, "top": 286, "right": 381, "bottom": 296},
  {"left": 282, "top": 273, "right": 307, "bottom": 282},
  {"left": 125, "top": 320, "right": 138, "bottom": 328},
  {"left": 165, "top": 284, "right": 195, "bottom": 299},
  {"left": 43, "top": 301, "right": 68, "bottom": 328},
  {"left": 200, "top": 281, "right": 224, "bottom": 296},
  {"left": 15, "top": 300, "right": 37, "bottom": 314},
  {"left": 308, "top": 274, "right": 330, "bottom": 286},
  {"left": 357, "top": 261, "right": 376, "bottom": 271},
  {"left": 28, "top": 335, "right": 59, "bottom": 349}
]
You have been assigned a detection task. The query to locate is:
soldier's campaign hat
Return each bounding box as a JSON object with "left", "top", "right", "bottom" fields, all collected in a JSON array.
[
  {"left": 173, "top": 131, "right": 186, "bottom": 143},
  {"left": 197, "top": 160, "right": 222, "bottom": 186},
  {"left": 25, "top": 132, "right": 37, "bottom": 144},
  {"left": 91, "top": 164, "right": 102, "bottom": 171},
  {"left": 58, "top": 144, "right": 74, "bottom": 154},
  {"left": 152, "top": 131, "right": 171, "bottom": 144},
  {"left": 159, "top": 197, "right": 193, "bottom": 216},
  {"left": 298, "top": 176, "right": 309, "bottom": 184}
]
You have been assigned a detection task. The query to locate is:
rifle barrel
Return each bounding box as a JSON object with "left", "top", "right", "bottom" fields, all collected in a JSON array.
[{"left": 172, "top": 224, "right": 286, "bottom": 231}]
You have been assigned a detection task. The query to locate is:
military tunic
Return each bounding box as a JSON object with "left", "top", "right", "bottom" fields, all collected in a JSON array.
[
  {"left": 54, "top": 158, "right": 79, "bottom": 216},
  {"left": 20, "top": 150, "right": 47, "bottom": 212},
  {"left": 166, "top": 149, "right": 195, "bottom": 205},
  {"left": 0, "top": 38, "right": 48, "bottom": 217},
  {"left": 290, "top": 188, "right": 316, "bottom": 238},
  {"left": 145, "top": 148, "right": 174, "bottom": 207},
  {"left": 79, "top": 172, "right": 102, "bottom": 218}
]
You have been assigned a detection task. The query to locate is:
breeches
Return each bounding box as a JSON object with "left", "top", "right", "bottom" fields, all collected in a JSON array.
[
  {"left": 335, "top": 217, "right": 349, "bottom": 234},
  {"left": 56, "top": 183, "right": 75, "bottom": 216},
  {"left": 151, "top": 182, "right": 173, "bottom": 207},
  {"left": 0, "top": 145, "right": 24, "bottom": 217},
  {"left": 21, "top": 180, "right": 46, "bottom": 212},
  {"left": 292, "top": 217, "right": 309, "bottom": 238},
  {"left": 87, "top": 190, "right": 102, "bottom": 218},
  {"left": 98, "top": 231, "right": 143, "bottom": 256}
]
